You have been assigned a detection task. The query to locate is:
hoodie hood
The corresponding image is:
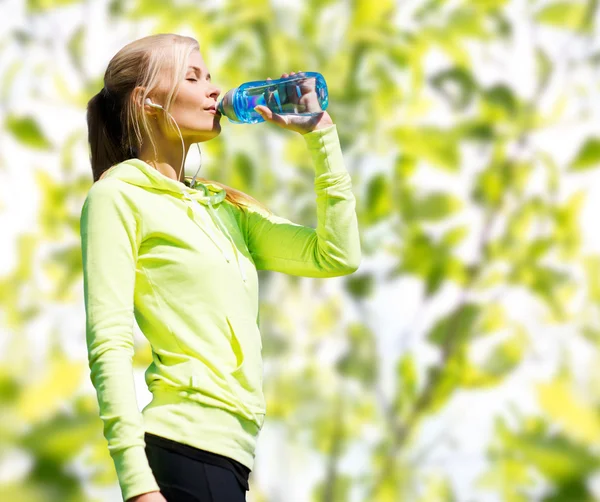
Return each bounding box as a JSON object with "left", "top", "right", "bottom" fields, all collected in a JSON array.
[{"left": 102, "top": 158, "right": 247, "bottom": 284}]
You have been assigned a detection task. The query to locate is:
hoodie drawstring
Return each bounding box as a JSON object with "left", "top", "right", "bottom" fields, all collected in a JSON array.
[
  {"left": 181, "top": 189, "right": 247, "bottom": 283},
  {"left": 205, "top": 199, "right": 248, "bottom": 283}
]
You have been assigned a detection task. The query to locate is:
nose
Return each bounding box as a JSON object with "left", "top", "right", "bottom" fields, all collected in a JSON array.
[{"left": 209, "top": 83, "right": 221, "bottom": 101}]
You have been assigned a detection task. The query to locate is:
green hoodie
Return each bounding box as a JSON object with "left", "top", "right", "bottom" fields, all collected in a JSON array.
[{"left": 80, "top": 124, "right": 360, "bottom": 501}]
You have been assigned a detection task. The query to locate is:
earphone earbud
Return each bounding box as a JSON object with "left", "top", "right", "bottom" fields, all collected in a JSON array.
[{"left": 145, "top": 98, "right": 163, "bottom": 109}]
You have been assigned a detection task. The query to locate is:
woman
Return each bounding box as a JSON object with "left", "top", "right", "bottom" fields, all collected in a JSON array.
[{"left": 81, "top": 33, "right": 361, "bottom": 502}]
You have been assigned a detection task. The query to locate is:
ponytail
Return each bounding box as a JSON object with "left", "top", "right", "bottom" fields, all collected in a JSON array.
[{"left": 86, "top": 87, "right": 136, "bottom": 182}]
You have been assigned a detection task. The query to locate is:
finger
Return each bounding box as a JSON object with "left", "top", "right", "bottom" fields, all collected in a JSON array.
[
  {"left": 254, "top": 105, "right": 287, "bottom": 127},
  {"left": 284, "top": 74, "right": 298, "bottom": 108}
]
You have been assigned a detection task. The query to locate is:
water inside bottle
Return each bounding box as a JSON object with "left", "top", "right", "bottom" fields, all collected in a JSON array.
[
  {"left": 217, "top": 72, "right": 329, "bottom": 124},
  {"left": 246, "top": 74, "right": 326, "bottom": 115}
]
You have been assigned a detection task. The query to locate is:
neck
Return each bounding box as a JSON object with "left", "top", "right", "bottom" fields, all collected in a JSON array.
[
  {"left": 138, "top": 132, "right": 193, "bottom": 183},
  {"left": 143, "top": 159, "right": 186, "bottom": 183}
]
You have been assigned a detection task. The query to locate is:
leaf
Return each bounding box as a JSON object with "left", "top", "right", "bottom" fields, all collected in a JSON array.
[
  {"left": 479, "top": 327, "right": 527, "bottom": 378},
  {"left": 312, "top": 474, "right": 354, "bottom": 502},
  {"left": 475, "top": 458, "right": 536, "bottom": 501},
  {"left": 395, "top": 155, "right": 417, "bottom": 180},
  {"left": 336, "top": 323, "right": 377, "bottom": 386},
  {"left": 473, "top": 167, "right": 503, "bottom": 206},
  {"left": 35, "top": 169, "right": 69, "bottom": 239},
  {"left": 569, "top": 137, "right": 600, "bottom": 171},
  {"left": 345, "top": 273, "right": 375, "bottom": 299},
  {"left": 415, "top": 473, "right": 455, "bottom": 502},
  {"left": 459, "top": 120, "right": 495, "bottom": 142},
  {"left": 482, "top": 84, "right": 518, "bottom": 118},
  {"left": 348, "top": 0, "right": 396, "bottom": 45},
  {"left": 510, "top": 265, "right": 572, "bottom": 318},
  {"left": 441, "top": 225, "right": 469, "bottom": 247},
  {"left": 393, "top": 353, "right": 419, "bottom": 418},
  {"left": 67, "top": 25, "right": 85, "bottom": 75},
  {"left": 535, "top": 48, "right": 552, "bottom": 93},
  {"left": 553, "top": 190, "right": 585, "bottom": 259},
  {"left": 16, "top": 350, "right": 85, "bottom": 423},
  {"left": 397, "top": 226, "right": 468, "bottom": 293},
  {"left": 27, "top": 0, "right": 80, "bottom": 12},
  {"left": 477, "top": 304, "right": 506, "bottom": 334},
  {"left": 423, "top": 350, "right": 465, "bottom": 413},
  {"left": 5, "top": 114, "right": 52, "bottom": 150},
  {"left": 584, "top": 256, "right": 600, "bottom": 302},
  {"left": 0, "top": 482, "right": 53, "bottom": 502},
  {"left": 365, "top": 172, "right": 393, "bottom": 223},
  {"left": 20, "top": 411, "right": 100, "bottom": 462},
  {"left": 537, "top": 377, "right": 600, "bottom": 444},
  {"left": 501, "top": 426, "right": 599, "bottom": 481},
  {"left": 395, "top": 127, "right": 460, "bottom": 171},
  {"left": 427, "top": 304, "right": 481, "bottom": 346},
  {"left": 430, "top": 66, "right": 478, "bottom": 110},
  {"left": 414, "top": 192, "right": 463, "bottom": 221},
  {"left": 44, "top": 245, "right": 83, "bottom": 301},
  {"left": 536, "top": 1, "right": 588, "bottom": 31}
]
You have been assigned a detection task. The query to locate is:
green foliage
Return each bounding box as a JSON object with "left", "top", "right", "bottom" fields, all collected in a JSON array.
[
  {"left": 535, "top": 1, "right": 590, "bottom": 32},
  {"left": 1, "top": 0, "right": 599, "bottom": 501},
  {"left": 395, "top": 127, "right": 461, "bottom": 171},
  {"left": 27, "top": 0, "right": 79, "bottom": 12},
  {"left": 345, "top": 272, "right": 375, "bottom": 299},
  {"left": 312, "top": 474, "right": 353, "bottom": 502},
  {"left": 336, "top": 322, "right": 378, "bottom": 386},
  {"left": 5, "top": 115, "right": 52, "bottom": 150},
  {"left": 427, "top": 304, "right": 481, "bottom": 346},
  {"left": 364, "top": 172, "right": 394, "bottom": 224},
  {"left": 413, "top": 192, "right": 463, "bottom": 221},
  {"left": 537, "top": 374, "right": 600, "bottom": 444},
  {"left": 393, "top": 353, "right": 419, "bottom": 420},
  {"left": 569, "top": 137, "right": 600, "bottom": 171},
  {"left": 430, "top": 66, "right": 478, "bottom": 110},
  {"left": 393, "top": 225, "right": 468, "bottom": 294},
  {"left": 480, "top": 414, "right": 600, "bottom": 501}
]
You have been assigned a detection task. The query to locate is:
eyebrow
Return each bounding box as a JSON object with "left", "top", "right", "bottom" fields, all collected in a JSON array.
[{"left": 188, "top": 66, "right": 211, "bottom": 79}]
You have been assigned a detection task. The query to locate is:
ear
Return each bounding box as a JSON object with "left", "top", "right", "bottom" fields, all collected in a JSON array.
[{"left": 133, "top": 86, "right": 156, "bottom": 116}]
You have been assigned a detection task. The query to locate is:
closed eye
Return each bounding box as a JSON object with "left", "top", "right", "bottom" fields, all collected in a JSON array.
[{"left": 187, "top": 78, "right": 198, "bottom": 82}]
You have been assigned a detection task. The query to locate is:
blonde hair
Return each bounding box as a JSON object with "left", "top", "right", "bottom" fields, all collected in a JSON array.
[{"left": 86, "top": 33, "right": 270, "bottom": 214}]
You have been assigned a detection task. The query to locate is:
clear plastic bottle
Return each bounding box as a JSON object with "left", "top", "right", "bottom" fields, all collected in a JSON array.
[{"left": 216, "top": 71, "right": 329, "bottom": 124}]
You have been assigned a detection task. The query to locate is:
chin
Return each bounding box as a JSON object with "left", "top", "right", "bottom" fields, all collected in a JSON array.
[{"left": 191, "top": 127, "right": 221, "bottom": 143}]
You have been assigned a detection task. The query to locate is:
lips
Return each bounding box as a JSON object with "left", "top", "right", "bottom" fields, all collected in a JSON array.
[{"left": 205, "top": 105, "right": 220, "bottom": 115}]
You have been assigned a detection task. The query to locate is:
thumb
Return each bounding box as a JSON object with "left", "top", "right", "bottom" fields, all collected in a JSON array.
[
  {"left": 254, "top": 105, "right": 286, "bottom": 126},
  {"left": 254, "top": 105, "right": 288, "bottom": 129},
  {"left": 254, "top": 105, "right": 272, "bottom": 120}
]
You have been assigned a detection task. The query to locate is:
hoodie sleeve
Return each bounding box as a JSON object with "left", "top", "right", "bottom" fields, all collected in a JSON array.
[
  {"left": 241, "top": 124, "right": 361, "bottom": 277},
  {"left": 80, "top": 179, "right": 160, "bottom": 502}
]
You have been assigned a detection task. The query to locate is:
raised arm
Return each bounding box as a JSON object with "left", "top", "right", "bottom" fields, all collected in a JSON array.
[
  {"left": 80, "top": 179, "right": 160, "bottom": 501},
  {"left": 240, "top": 124, "right": 361, "bottom": 277}
]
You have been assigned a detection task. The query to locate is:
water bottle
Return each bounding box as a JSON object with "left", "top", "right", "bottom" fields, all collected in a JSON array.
[{"left": 216, "top": 71, "right": 329, "bottom": 124}]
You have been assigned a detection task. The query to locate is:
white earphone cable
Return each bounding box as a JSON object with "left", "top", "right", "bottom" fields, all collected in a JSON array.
[{"left": 191, "top": 143, "right": 202, "bottom": 188}]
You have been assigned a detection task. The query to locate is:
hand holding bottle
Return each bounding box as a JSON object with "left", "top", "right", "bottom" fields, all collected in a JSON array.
[{"left": 254, "top": 72, "right": 334, "bottom": 135}]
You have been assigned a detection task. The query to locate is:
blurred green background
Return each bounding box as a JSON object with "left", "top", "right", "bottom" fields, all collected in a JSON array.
[{"left": 1, "top": 0, "right": 600, "bottom": 500}]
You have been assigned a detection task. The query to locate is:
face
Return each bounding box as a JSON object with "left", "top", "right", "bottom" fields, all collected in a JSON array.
[{"left": 152, "top": 49, "right": 222, "bottom": 143}]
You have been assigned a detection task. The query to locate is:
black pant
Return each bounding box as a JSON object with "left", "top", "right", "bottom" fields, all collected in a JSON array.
[{"left": 144, "top": 438, "right": 247, "bottom": 502}]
